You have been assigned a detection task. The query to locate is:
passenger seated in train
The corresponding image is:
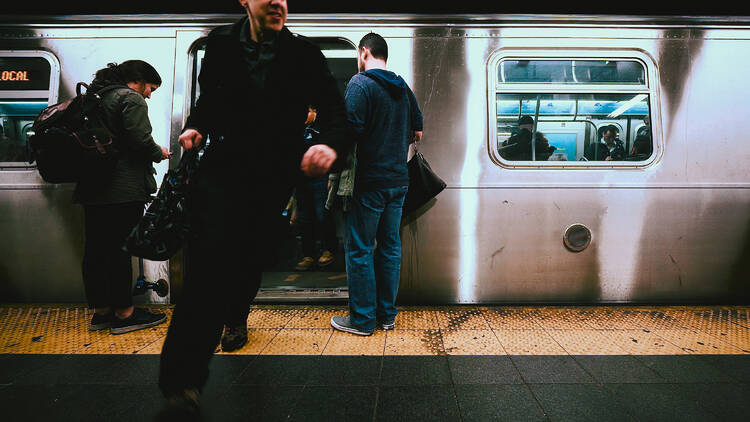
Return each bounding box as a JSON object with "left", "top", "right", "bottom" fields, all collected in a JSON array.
[
  {"left": 294, "top": 106, "right": 338, "bottom": 271},
  {"left": 636, "top": 115, "right": 651, "bottom": 139},
  {"left": 584, "top": 124, "right": 626, "bottom": 161},
  {"left": 498, "top": 115, "right": 557, "bottom": 161},
  {"left": 0, "top": 123, "right": 27, "bottom": 162},
  {"left": 625, "top": 133, "right": 653, "bottom": 161}
]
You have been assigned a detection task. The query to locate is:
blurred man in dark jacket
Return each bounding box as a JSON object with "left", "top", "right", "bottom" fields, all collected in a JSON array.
[{"left": 158, "top": 0, "right": 350, "bottom": 419}]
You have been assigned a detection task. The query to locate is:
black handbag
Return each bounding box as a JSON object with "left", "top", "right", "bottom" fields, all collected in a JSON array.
[
  {"left": 123, "top": 149, "right": 200, "bottom": 261},
  {"left": 402, "top": 142, "right": 446, "bottom": 215}
]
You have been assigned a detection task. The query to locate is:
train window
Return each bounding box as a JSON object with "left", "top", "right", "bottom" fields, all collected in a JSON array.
[
  {"left": 500, "top": 60, "right": 645, "bottom": 84},
  {"left": 0, "top": 52, "right": 59, "bottom": 167},
  {"left": 491, "top": 55, "right": 655, "bottom": 167}
]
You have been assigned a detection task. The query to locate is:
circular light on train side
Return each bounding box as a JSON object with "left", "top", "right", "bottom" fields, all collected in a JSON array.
[{"left": 563, "top": 223, "right": 592, "bottom": 252}]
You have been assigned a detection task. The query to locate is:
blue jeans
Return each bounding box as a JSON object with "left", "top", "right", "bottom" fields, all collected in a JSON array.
[{"left": 344, "top": 186, "right": 408, "bottom": 331}]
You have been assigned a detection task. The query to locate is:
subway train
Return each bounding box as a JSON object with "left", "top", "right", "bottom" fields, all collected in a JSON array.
[{"left": 1, "top": 13, "right": 749, "bottom": 305}]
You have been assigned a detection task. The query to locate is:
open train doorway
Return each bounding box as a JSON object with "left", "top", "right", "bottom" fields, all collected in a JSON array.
[{"left": 189, "top": 36, "right": 358, "bottom": 302}]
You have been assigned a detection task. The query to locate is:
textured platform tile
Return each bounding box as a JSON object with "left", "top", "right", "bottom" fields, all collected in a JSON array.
[
  {"left": 76, "top": 327, "right": 167, "bottom": 355},
  {"left": 261, "top": 329, "right": 332, "bottom": 355},
  {"left": 246, "top": 308, "right": 298, "bottom": 329},
  {"left": 323, "top": 330, "right": 386, "bottom": 355},
  {"left": 601, "top": 329, "right": 687, "bottom": 355},
  {"left": 547, "top": 329, "right": 629, "bottom": 355},
  {"left": 285, "top": 309, "right": 340, "bottom": 329},
  {"left": 3, "top": 325, "right": 109, "bottom": 355},
  {"left": 3, "top": 305, "right": 750, "bottom": 356},
  {"left": 702, "top": 328, "right": 750, "bottom": 353},
  {"left": 531, "top": 309, "right": 596, "bottom": 330},
  {"left": 493, "top": 329, "right": 567, "bottom": 355},
  {"left": 384, "top": 329, "right": 445, "bottom": 355},
  {"left": 442, "top": 330, "right": 505, "bottom": 355},
  {"left": 651, "top": 329, "right": 747, "bottom": 354},
  {"left": 580, "top": 309, "right": 645, "bottom": 330},
  {"left": 483, "top": 309, "right": 542, "bottom": 330},
  {"left": 436, "top": 310, "right": 491, "bottom": 331},
  {"left": 136, "top": 336, "right": 166, "bottom": 354},
  {"left": 391, "top": 310, "right": 440, "bottom": 329}
]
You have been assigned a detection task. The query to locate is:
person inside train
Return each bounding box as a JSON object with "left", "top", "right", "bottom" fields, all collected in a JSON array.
[
  {"left": 330, "top": 32, "right": 423, "bottom": 336},
  {"left": 73, "top": 60, "right": 171, "bottom": 335},
  {"left": 625, "top": 133, "right": 653, "bottom": 161},
  {"left": 637, "top": 115, "right": 651, "bottom": 139},
  {"left": 0, "top": 121, "right": 26, "bottom": 162},
  {"left": 294, "top": 106, "right": 339, "bottom": 271},
  {"left": 498, "top": 115, "right": 556, "bottom": 161},
  {"left": 158, "top": 0, "right": 351, "bottom": 419},
  {"left": 584, "top": 124, "right": 626, "bottom": 161}
]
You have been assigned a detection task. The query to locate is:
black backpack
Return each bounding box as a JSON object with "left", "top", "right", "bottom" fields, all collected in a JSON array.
[{"left": 29, "top": 82, "right": 124, "bottom": 183}]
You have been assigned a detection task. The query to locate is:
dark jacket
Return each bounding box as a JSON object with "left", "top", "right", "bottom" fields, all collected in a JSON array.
[
  {"left": 345, "top": 69, "right": 423, "bottom": 191},
  {"left": 584, "top": 138, "right": 626, "bottom": 161},
  {"left": 73, "top": 86, "right": 164, "bottom": 205},
  {"left": 500, "top": 129, "right": 556, "bottom": 161},
  {"left": 184, "top": 18, "right": 350, "bottom": 188}
]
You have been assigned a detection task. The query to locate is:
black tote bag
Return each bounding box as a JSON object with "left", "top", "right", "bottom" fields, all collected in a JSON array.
[
  {"left": 402, "top": 143, "right": 446, "bottom": 215},
  {"left": 123, "top": 149, "right": 199, "bottom": 261}
]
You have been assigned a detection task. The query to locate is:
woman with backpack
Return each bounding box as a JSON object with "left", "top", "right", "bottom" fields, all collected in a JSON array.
[{"left": 74, "top": 60, "right": 171, "bottom": 335}]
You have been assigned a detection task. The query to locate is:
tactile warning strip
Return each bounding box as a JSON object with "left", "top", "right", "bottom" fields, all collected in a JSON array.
[{"left": 1, "top": 305, "right": 749, "bottom": 356}]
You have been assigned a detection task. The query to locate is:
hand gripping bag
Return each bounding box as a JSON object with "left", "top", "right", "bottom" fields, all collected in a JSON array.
[
  {"left": 123, "top": 149, "right": 199, "bottom": 261},
  {"left": 402, "top": 142, "right": 446, "bottom": 215}
]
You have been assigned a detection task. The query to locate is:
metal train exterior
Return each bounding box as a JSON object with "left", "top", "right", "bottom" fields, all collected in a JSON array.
[{"left": 1, "top": 14, "right": 749, "bottom": 304}]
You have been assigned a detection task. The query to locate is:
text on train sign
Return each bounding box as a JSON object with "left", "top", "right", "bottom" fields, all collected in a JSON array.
[{"left": 1, "top": 71, "right": 31, "bottom": 81}]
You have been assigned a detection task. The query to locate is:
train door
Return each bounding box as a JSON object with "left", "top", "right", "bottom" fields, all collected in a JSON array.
[
  {"left": 186, "top": 36, "right": 357, "bottom": 301},
  {"left": 0, "top": 51, "right": 63, "bottom": 301}
]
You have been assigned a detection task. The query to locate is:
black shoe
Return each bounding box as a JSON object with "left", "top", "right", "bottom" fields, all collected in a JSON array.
[
  {"left": 110, "top": 308, "right": 167, "bottom": 335},
  {"left": 89, "top": 312, "right": 113, "bottom": 331},
  {"left": 221, "top": 325, "right": 248, "bottom": 352},
  {"left": 155, "top": 389, "right": 202, "bottom": 422},
  {"left": 378, "top": 319, "right": 396, "bottom": 330}
]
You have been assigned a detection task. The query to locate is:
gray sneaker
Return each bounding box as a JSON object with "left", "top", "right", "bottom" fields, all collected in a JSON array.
[{"left": 330, "top": 315, "right": 373, "bottom": 336}]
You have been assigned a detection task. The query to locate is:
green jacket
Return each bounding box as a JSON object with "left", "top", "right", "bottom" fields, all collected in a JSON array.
[{"left": 73, "top": 87, "right": 164, "bottom": 205}]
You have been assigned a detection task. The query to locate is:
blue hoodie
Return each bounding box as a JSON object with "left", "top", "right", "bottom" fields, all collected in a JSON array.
[{"left": 344, "top": 69, "right": 423, "bottom": 191}]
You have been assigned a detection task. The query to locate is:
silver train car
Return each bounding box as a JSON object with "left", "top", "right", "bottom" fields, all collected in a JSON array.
[{"left": 1, "top": 14, "right": 749, "bottom": 304}]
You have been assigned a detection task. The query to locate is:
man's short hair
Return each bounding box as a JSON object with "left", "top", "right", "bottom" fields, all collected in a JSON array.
[
  {"left": 519, "top": 115, "right": 534, "bottom": 126},
  {"left": 359, "top": 33, "right": 388, "bottom": 61}
]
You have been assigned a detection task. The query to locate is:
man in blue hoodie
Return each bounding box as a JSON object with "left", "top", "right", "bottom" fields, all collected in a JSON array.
[{"left": 331, "top": 33, "right": 423, "bottom": 335}]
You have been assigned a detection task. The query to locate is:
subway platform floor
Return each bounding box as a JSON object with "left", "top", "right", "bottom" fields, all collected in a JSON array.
[{"left": 2, "top": 304, "right": 750, "bottom": 421}]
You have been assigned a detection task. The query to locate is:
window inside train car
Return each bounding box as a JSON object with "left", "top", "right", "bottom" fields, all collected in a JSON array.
[
  {"left": 493, "top": 58, "right": 654, "bottom": 166},
  {"left": 0, "top": 53, "right": 59, "bottom": 167}
]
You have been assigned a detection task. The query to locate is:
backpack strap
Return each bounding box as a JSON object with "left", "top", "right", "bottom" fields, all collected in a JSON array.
[
  {"left": 92, "top": 84, "right": 130, "bottom": 100},
  {"left": 75, "top": 82, "right": 129, "bottom": 99}
]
